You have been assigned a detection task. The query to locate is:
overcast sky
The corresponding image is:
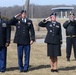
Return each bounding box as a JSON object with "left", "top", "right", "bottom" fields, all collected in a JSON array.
[{"left": 0, "top": 0, "right": 76, "bottom": 7}]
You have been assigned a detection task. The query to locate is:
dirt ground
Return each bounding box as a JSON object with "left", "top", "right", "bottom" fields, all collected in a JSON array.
[{"left": 0, "top": 42, "right": 76, "bottom": 75}]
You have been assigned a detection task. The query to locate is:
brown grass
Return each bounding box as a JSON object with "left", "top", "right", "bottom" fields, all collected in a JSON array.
[{"left": 0, "top": 42, "right": 76, "bottom": 75}]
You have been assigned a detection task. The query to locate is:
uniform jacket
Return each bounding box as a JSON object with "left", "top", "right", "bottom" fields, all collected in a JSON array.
[
  {"left": 0, "top": 19, "right": 11, "bottom": 47},
  {"left": 63, "top": 20, "right": 76, "bottom": 36},
  {"left": 38, "top": 21, "right": 62, "bottom": 44},
  {"left": 8, "top": 17, "right": 35, "bottom": 45}
]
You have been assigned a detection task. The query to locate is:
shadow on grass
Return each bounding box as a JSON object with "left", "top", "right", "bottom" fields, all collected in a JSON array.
[
  {"left": 6, "top": 65, "right": 32, "bottom": 71},
  {"left": 29, "top": 65, "right": 50, "bottom": 71},
  {"left": 29, "top": 65, "right": 76, "bottom": 71},
  {"left": 6, "top": 65, "right": 76, "bottom": 71},
  {"left": 59, "top": 66, "right": 76, "bottom": 71},
  {"left": 7, "top": 67, "right": 19, "bottom": 71}
]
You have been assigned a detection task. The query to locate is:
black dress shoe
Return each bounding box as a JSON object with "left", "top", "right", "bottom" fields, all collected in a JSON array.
[
  {"left": 53, "top": 69, "right": 58, "bottom": 72},
  {"left": 67, "top": 58, "right": 70, "bottom": 61},
  {"left": 51, "top": 69, "right": 54, "bottom": 72},
  {"left": 20, "top": 70, "right": 23, "bottom": 73},
  {"left": 24, "top": 70, "right": 28, "bottom": 72},
  {"left": 0, "top": 71, "right": 5, "bottom": 73}
]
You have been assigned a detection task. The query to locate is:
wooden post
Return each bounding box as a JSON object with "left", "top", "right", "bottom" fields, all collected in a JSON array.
[{"left": 24, "top": 0, "right": 30, "bottom": 18}]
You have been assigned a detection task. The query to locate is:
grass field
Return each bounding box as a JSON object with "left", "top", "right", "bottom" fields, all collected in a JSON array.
[{"left": 0, "top": 42, "right": 76, "bottom": 75}]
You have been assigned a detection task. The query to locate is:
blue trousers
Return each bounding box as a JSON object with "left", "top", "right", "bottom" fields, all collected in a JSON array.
[
  {"left": 0, "top": 47, "right": 7, "bottom": 72},
  {"left": 17, "top": 44, "right": 30, "bottom": 71}
]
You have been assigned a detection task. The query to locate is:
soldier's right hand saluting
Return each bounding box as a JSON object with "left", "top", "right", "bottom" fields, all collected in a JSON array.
[
  {"left": 42, "top": 16, "right": 50, "bottom": 23},
  {"left": 68, "top": 13, "right": 75, "bottom": 23},
  {"left": 15, "top": 13, "right": 21, "bottom": 18}
]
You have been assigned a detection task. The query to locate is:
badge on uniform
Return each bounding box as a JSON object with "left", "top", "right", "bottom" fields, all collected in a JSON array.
[
  {"left": 18, "top": 21, "right": 20, "bottom": 24},
  {"left": 53, "top": 23, "right": 55, "bottom": 26},
  {"left": 49, "top": 24, "right": 52, "bottom": 27},
  {"left": 27, "top": 22, "right": 31, "bottom": 26},
  {"left": 18, "top": 21, "right": 20, "bottom": 28},
  {"left": 18, "top": 26, "right": 20, "bottom": 28},
  {"left": 50, "top": 30, "right": 52, "bottom": 32},
  {"left": 2, "top": 23, "right": 7, "bottom": 27},
  {"left": 56, "top": 25, "right": 59, "bottom": 28}
]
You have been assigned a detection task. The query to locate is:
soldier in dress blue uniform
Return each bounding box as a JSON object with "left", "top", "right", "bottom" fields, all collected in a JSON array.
[
  {"left": 38, "top": 13, "right": 62, "bottom": 72},
  {"left": 0, "top": 12, "right": 11, "bottom": 72},
  {"left": 63, "top": 13, "right": 76, "bottom": 61},
  {"left": 8, "top": 10, "right": 35, "bottom": 72}
]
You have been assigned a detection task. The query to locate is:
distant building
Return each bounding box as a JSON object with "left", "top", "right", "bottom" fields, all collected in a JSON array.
[{"left": 51, "top": 7, "right": 74, "bottom": 18}]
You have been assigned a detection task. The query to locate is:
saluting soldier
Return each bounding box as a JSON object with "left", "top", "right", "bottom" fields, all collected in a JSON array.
[
  {"left": 8, "top": 10, "right": 35, "bottom": 72},
  {"left": 38, "top": 13, "right": 62, "bottom": 72},
  {"left": 63, "top": 13, "right": 76, "bottom": 61},
  {"left": 0, "top": 12, "right": 11, "bottom": 72}
]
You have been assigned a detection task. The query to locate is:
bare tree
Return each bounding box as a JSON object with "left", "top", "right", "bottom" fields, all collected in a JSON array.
[{"left": 0, "top": 5, "right": 75, "bottom": 18}]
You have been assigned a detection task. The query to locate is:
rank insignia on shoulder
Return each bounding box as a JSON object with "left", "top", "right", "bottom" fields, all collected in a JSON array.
[
  {"left": 56, "top": 26, "right": 59, "bottom": 28},
  {"left": 2, "top": 23, "right": 7, "bottom": 27}
]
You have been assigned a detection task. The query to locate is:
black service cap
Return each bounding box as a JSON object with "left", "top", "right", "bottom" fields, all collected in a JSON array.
[
  {"left": 70, "top": 13, "right": 75, "bottom": 16},
  {"left": 50, "top": 13, "right": 57, "bottom": 16},
  {"left": 21, "top": 10, "right": 26, "bottom": 14}
]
